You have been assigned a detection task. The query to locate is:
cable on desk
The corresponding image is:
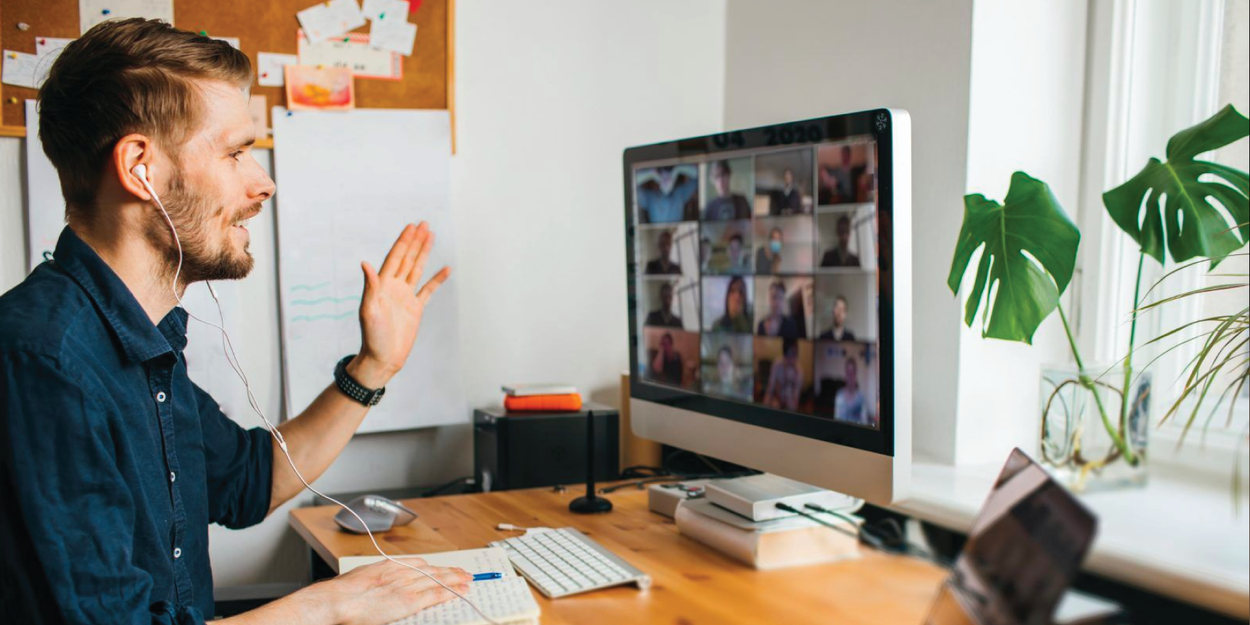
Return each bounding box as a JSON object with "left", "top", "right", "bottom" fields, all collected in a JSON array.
[{"left": 421, "top": 475, "right": 475, "bottom": 498}]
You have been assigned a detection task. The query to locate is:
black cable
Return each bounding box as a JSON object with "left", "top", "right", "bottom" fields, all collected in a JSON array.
[
  {"left": 597, "top": 469, "right": 760, "bottom": 494},
  {"left": 774, "top": 502, "right": 862, "bottom": 542},
  {"left": 420, "top": 475, "right": 473, "bottom": 498},
  {"left": 804, "top": 503, "right": 951, "bottom": 569}
]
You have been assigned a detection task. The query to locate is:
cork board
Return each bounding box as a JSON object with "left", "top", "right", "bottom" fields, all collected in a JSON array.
[{"left": 0, "top": 0, "right": 452, "bottom": 133}]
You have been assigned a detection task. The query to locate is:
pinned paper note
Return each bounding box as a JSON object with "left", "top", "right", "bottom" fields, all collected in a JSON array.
[
  {"left": 35, "top": 37, "right": 74, "bottom": 58},
  {"left": 78, "top": 0, "right": 174, "bottom": 35},
  {"left": 370, "top": 18, "right": 417, "bottom": 56},
  {"left": 297, "top": 0, "right": 367, "bottom": 44},
  {"left": 2, "top": 51, "right": 40, "bottom": 89},
  {"left": 297, "top": 30, "right": 401, "bottom": 81},
  {"left": 249, "top": 94, "right": 269, "bottom": 137},
  {"left": 211, "top": 36, "right": 241, "bottom": 49},
  {"left": 257, "top": 52, "right": 298, "bottom": 87},
  {"left": 361, "top": 0, "right": 406, "bottom": 21},
  {"left": 285, "top": 65, "right": 355, "bottom": 110}
]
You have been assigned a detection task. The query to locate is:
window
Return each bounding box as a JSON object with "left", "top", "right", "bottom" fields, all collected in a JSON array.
[{"left": 1075, "top": 0, "right": 1248, "bottom": 473}]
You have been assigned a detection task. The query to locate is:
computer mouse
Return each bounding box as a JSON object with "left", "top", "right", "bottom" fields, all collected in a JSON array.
[{"left": 334, "top": 495, "right": 418, "bottom": 534}]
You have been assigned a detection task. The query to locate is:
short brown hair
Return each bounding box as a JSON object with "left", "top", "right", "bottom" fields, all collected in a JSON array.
[{"left": 38, "top": 18, "right": 252, "bottom": 219}]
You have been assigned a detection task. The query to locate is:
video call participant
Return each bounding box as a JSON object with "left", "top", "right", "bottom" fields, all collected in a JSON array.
[
  {"left": 725, "top": 234, "right": 750, "bottom": 273},
  {"left": 651, "top": 332, "right": 685, "bottom": 386},
  {"left": 817, "top": 295, "right": 856, "bottom": 341},
  {"left": 704, "top": 160, "right": 751, "bottom": 220},
  {"left": 638, "top": 165, "right": 697, "bottom": 223},
  {"left": 645, "top": 229, "right": 682, "bottom": 275},
  {"left": 699, "top": 236, "right": 711, "bottom": 272},
  {"left": 713, "top": 276, "right": 752, "bottom": 333},
  {"left": 774, "top": 168, "right": 803, "bottom": 215},
  {"left": 714, "top": 345, "right": 748, "bottom": 398},
  {"left": 834, "top": 357, "right": 869, "bottom": 425},
  {"left": 755, "top": 227, "right": 784, "bottom": 274},
  {"left": 757, "top": 280, "right": 800, "bottom": 338},
  {"left": 819, "top": 145, "right": 856, "bottom": 204},
  {"left": 644, "top": 283, "right": 683, "bottom": 328},
  {"left": 820, "top": 215, "right": 861, "bottom": 268},
  {"left": 764, "top": 338, "right": 802, "bottom": 411}
]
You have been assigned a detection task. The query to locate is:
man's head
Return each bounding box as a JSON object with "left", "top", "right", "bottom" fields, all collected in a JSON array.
[
  {"left": 659, "top": 282, "right": 673, "bottom": 310},
  {"left": 39, "top": 19, "right": 274, "bottom": 283},
  {"left": 841, "top": 145, "right": 852, "bottom": 165},
  {"left": 836, "top": 215, "right": 852, "bottom": 249},
  {"left": 844, "top": 355, "right": 859, "bottom": 385},
  {"left": 769, "top": 280, "right": 786, "bottom": 315},
  {"left": 833, "top": 294, "right": 848, "bottom": 328},
  {"left": 657, "top": 230, "right": 673, "bottom": 258},
  {"left": 783, "top": 168, "right": 794, "bottom": 187},
  {"left": 727, "top": 234, "right": 743, "bottom": 260},
  {"left": 768, "top": 227, "right": 784, "bottom": 255},
  {"left": 711, "top": 160, "right": 733, "bottom": 197}
]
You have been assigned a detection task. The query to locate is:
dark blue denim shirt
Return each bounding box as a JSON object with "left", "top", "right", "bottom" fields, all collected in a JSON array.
[{"left": 0, "top": 228, "right": 274, "bottom": 624}]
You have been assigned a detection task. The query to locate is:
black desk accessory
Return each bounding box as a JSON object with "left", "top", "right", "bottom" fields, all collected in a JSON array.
[
  {"left": 570, "top": 409, "right": 613, "bottom": 514},
  {"left": 474, "top": 404, "right": 619, "bottom": 492}
]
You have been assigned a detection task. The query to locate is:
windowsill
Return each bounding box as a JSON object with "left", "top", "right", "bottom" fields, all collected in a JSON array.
[{"left": 892, "top": 460, "right": 1250, "bottom": 619}]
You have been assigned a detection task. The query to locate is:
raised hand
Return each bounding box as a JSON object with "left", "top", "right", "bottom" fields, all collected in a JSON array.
[{"left": 351, "top": 222, "right": 451, "bottom": 389}]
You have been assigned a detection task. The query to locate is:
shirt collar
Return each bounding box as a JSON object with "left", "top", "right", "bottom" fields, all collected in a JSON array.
[{"left": 53, "top": 227, "right": 188, "bottom": 363}]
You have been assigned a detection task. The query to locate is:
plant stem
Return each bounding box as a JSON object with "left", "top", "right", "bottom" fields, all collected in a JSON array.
[
  {"left": 1121, "top": 252, "right": 1146, "bottom": 431},
  {"left": 1058, "top": 304, "right": 1139, "bottom": 465}
]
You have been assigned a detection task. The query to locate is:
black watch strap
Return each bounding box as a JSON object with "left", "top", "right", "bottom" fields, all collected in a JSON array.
[{"left": 334, "top": 355, "right": 386, "bottom": 407}]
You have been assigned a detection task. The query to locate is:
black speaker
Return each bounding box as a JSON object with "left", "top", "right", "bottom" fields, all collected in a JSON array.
[{"left": 473, "top": 404, "right": 619, "bottom": 492}]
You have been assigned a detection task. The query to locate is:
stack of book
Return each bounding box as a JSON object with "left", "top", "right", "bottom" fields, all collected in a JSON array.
[
  {"left": 501, "top": 384, "right": 583, "bottom": 412},
  {"left": 674, "top": 497, "right": 862, "bottom": 570}
]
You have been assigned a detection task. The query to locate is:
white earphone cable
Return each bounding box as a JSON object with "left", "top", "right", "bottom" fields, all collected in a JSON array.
[{"left": 140, "top": 172, "right": 501, "bottom": 625}]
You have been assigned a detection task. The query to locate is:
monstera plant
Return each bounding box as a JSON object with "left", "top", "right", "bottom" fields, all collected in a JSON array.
[{"left": 948, "top": 105, "right": 1249, "bottom": 489}]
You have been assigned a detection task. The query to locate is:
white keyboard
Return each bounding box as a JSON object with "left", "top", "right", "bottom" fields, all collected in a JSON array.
[{"left": 490, "top": 527, "right": 651, "bottom": 599}]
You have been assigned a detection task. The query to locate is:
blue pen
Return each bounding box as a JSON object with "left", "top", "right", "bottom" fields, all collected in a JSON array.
[{"left": 473, "top": 572, "right": 503, "bottom": 581}]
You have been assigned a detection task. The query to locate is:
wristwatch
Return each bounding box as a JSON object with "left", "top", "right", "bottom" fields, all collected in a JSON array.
[{"left": 334, "top": 355, "right": 386, "bottom": 407}]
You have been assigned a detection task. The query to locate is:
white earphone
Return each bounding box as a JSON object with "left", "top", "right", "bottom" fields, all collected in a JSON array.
[{"left": 130, "top": 162, "right": 495, "bottom": 622}]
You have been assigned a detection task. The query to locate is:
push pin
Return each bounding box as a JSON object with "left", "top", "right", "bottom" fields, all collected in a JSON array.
[
  {"left": 6, "top": 52, "right": 16, "bottom": 59},
  {"left": 316, "top": 64, "right": 325, "bottom": 69},
  {"left": 39, "top": 38, "right": 46, "bottom": 45},
  {"left": 342, "top": 37, "right": 350, "bottom": 42},
  {"left": 17, "top": 22, "right": 31, "bottom": 31},
  {"left": 7, "top": 97, "right": 18, "bottom": 104},
  {"left": 286, "top": 111, "right": 293, "bottom": 117},
  {"left": 379, "top": 12, "right": 386, "bottom": 19},
  {"left": 261, "top": 72, "right": 268, "bottom": 78},
  {"left": 102, "top": 9, "right": 111, "bottom": 15},
  {"left": 199, "top": 30, "right": 207, "bottom": 36}
]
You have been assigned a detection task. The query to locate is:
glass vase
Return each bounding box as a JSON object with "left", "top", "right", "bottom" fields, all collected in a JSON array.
[{"left": 1039, "top": 364, "right": 1150, "bottom": 491}]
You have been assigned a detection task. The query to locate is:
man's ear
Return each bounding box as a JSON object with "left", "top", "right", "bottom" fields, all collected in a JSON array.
[{"left": 112, "top": 133, "right": 155, "bottom": 202}]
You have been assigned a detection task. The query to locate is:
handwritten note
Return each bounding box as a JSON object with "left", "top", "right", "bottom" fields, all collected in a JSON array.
[
  {"left": 78, "top": 0, "right": 174, "bottom": 35},
  {"left": 362, "top": 0, "right": 407, "bottom": 21},
  {"left": 35, "top": 37, "right": 74, "bottom": 58},
  {"left": 298, "top": 30, "right": 401, "bottom": 80},
  {"left": 257, "top": 52, "right": 298, "bottom": 87},
  {"left": 297, "top": 0, "right": 367, "bottom": 44},
  {"left": 2, "top": 51, "right": 39, "bottom": 88},
  {"left": 370, "top": 17, "right": 417, "bottom": 56},
  {"left": 211, "top": 36, "right": 241, "bottom": 49}
]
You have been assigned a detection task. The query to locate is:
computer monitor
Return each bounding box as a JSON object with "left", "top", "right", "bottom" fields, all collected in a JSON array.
[{"left": 623, "top": 109, "right": 911, "bottom": 504}]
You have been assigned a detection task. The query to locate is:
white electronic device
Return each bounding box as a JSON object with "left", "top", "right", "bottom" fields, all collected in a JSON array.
[
  {"left": 490, "top": 527, "right": 651, "bottom": 599},
  {"left": 704, "top": 474, "right": 861, "bottom": 522}
]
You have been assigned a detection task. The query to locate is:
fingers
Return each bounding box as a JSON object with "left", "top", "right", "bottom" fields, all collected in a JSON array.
[
  {"left": 360, "top": 261, "right": 379, "bottom": 294},
  {"left": 379, "top": 224, "right": 418, "bottom": 278},
  {"left": 417, "top": 267, "right": 452, "bottom": 303},
  {"left": 397, "top": 225, "right": 430, "bottom": 283},
  {"left": 404, "top": 568, "right": 473, "bottom": 611}
]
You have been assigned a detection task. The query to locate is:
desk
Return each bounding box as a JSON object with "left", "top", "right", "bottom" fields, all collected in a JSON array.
[{"left": 289, "top": 484, "right": 946, "bottom": 625}]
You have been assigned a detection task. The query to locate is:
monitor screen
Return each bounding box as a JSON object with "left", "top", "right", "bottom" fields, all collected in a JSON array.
[{"left": 625, "top": 109, "right": 900, "bottom": 456}]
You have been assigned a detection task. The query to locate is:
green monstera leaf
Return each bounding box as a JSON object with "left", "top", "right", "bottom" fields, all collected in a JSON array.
[
  {"left": 1103, "top": 104, "right": 1250, "bottom": 267},
  {"left": 948, "top": 172, "right": 1081, "bottom": 344}
]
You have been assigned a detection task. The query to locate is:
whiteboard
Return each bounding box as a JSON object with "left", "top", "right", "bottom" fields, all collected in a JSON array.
[
  {"left": 24, "top": 100, "right": 63, "bottom": 271},
  {"left": 271, "top": 108, "right": 465, "bottom": 432}
]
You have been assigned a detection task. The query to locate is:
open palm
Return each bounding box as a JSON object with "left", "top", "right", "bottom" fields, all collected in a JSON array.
[{"left": 355, "top": 223, "right": 451, "bottom": 387}]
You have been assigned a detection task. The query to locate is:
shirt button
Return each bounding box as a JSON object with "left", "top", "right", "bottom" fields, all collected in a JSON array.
[
  {"left": 173, "top": 547, "right": 182, "bottom": 559},
  {"left": 170, "top": 472, "right": 176, "bottom": 483},
  {"left": 156, "top": 391, "right": 167, "bottom": 403}
]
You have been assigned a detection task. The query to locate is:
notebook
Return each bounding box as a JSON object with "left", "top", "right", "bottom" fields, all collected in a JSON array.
[{"left": 339, "top": 547, "right": 542, "bottom": 625}]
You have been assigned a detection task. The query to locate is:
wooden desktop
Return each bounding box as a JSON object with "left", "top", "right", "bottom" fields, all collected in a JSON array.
[{"left": 289, "top": 482, "right": 946, "bottom": 625}]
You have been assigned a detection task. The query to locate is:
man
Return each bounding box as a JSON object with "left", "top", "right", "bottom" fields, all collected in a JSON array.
[
  {"left": 820, "top": 215, "right": 861, "bottom": 267},
  {"left": 703, "top": 160, "right": 751, "bottom": 220},
  {"left": 774, "top": 168, "right": 803, "bottom": 215},
  {"left": 724, "top": 233, "right": 750, "bottom": 274},
  {"left": 756, "top": 281, "right": 800, "bottom": 339},
  {"left": 0, "top": 20, "right": 469, "bottom": 624},
  {"left": 817, "top": 295, "right": 856, "bottom": 341},
  {"left": 756, "top": 227, "right": 785, "bottom": 274},
  {"left": 645, "top": 229, "right": 682, "bottom": 275},
  {"left": 644, "top": 283, "right": 683, "bottom": 328},
  {"left": 637, "top": 165, "right": 697, "bottom": 223},
  {"left": 763, "top": 338, "right": 802, "bottom": 411},
  {"left": 834, "top": 357, "right": 869, "bottom": 426},
  {"left": 650, "top": 332, "right": 684, "bottom": 386}
]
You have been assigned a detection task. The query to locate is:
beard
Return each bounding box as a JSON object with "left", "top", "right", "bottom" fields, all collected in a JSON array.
[{"left": 144, "top": 175, "right": 259, "bottom": 286}]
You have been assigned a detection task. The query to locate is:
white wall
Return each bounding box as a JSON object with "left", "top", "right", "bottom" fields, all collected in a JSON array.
[
  {"left": 0, "top": 0, "right": 727, "bottom": 587},
  {"left": 722, "top": 0, "right": 977, "bottom": 463},
  {"left": 955, "top": 0, "right": 1090, "bottom": 464}
]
